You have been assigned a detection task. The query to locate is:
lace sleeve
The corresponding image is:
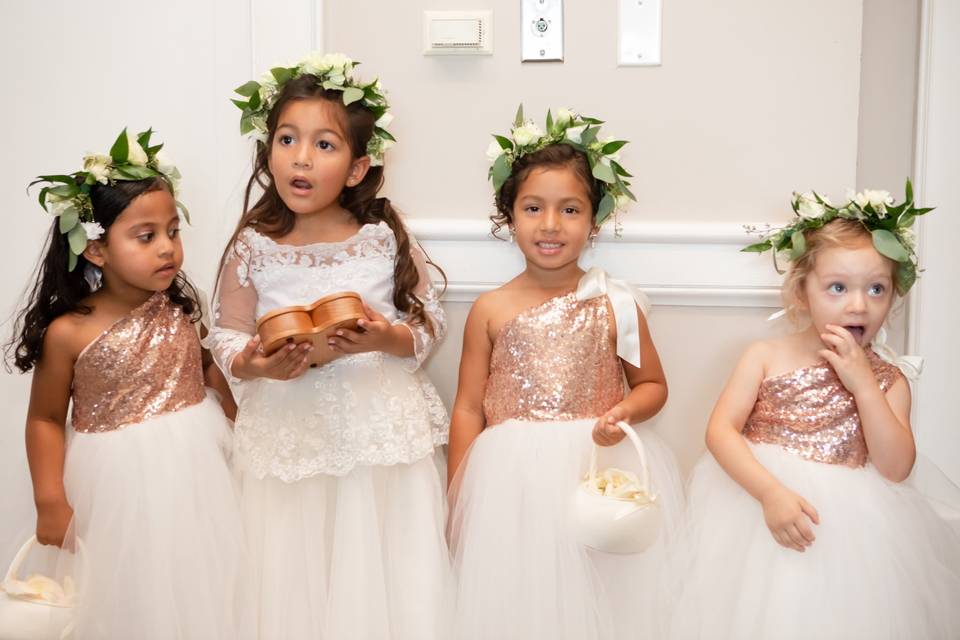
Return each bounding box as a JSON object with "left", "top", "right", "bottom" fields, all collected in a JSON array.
[
  {"left": 394, "top": 239, "right": 446, "bottom": 372},
  {"left": 203, "top": 235, "right": 258, "bottom": 387}
]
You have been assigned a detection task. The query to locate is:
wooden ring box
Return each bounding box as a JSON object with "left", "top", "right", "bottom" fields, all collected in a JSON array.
[{"left": 256, "top": 292, "right": 365, "bottom": 366}]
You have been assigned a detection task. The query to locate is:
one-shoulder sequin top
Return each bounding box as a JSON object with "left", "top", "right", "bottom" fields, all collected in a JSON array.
[
  {"left": 72, "top": 292, "right": 205, "bottom": 433},
  {"left": 483, "top": 292, "right": 625, "bottom": 427},
  {"left": 742, "top": 350, "right": 902, "bottom": 467}
]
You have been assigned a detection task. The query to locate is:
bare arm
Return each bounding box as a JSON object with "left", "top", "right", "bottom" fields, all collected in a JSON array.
[
  {"left": 446, "top": 298, "right": 493, "bottom": 488},
  {"left": 592, "top": 306, "right": 668, "bottom": 445},
  {"left": 25, "top": 320, "right": 76, "bottom": 546},
  {"left": 819, "top": 324, "right": 915, "bottom": 481},
  {"left": 707, "top": 342, "right": 820, "bottom": 552}
]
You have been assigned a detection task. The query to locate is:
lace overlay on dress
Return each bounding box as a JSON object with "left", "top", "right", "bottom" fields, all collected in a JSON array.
[
  {"left": 483, "top": 292, "right": 625, "bottom": 427},
  {"left": 205, "top": 221, "right": 448, "bottom": 480},
  {"left": 742, "top": 349, "right": 902, "bottom": 467},
  {"left": 72, "top": 293, "right": 205, "bottom": 433}
]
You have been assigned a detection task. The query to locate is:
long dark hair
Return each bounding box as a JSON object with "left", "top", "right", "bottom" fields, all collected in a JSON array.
[
  {"left": 6, "top": 177, "right": 201, "bottom": 373},
  {"left": 217, "top": 75, "right": 444, "bottom": 333},
  {"left": 491, "top": 143, "right": 604, "bottom": 238}
]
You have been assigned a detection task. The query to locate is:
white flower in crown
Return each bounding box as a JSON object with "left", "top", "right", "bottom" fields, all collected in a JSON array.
[
  {"left": 615, "top": 193, "right": 632, "bottom": 211},
  {"left": 81, "top": 221, "right": 105, "bottom": 241},
  {"left": 375, "top": 112, "right": 394, "bottom": 129},
  {"left": 486, "top": 139, "right": 506, "bottom": 162},
  {"left": 555, "top": 107, "right": 575, "bottom": 127},
  {"left": 154, "top": 150, "right": 181, "bottom": 195},
  {"left": 44, "top": 193, "right": 72, "bottom": 217},
  {"left": 512, "top": 122, "right": 544, "bottom": 147},
  {"left": 897, "top": 226, "right": 917, "bottom": 250},
  {"left": 82, "top": 154, "right": 112, "bottom": 185},
  {"left": 258, "top": 71, "right": 279, "bottom": 103},
  {"left": 564, "top": 124, "right": 587, "bottom": 144},
  {"left": 794, "top": 191, "right": 829, "bottom": 219},
  {"left": 125, "top": 130, "right": 149, "bottom": 167}
]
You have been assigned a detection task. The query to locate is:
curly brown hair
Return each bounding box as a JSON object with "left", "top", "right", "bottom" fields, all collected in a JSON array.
[
  {"left": 217, "top": 75, "right": 443, "bottom": 333},
  {"left": 490, "top": 143, "right": 604, "bottom": 238}
]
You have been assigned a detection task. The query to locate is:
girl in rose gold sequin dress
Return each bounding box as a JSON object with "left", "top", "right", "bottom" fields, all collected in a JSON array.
[
  {"left": 669, "top": 219, "right": 960, "bottom": 638},
  {"left": 447, "top": 138, "right": 684, "bottom": 640},
  {"left": 8, "top": 139, "right": 247, "bottom": 640}
]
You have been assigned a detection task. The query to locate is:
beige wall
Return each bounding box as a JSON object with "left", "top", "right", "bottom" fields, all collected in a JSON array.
[{"left": 328, "top": 0, "right": 865, "bottom": 222}]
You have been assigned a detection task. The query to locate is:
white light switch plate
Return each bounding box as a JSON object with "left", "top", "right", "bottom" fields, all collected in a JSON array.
[
  {"left": 618, "top": 0, "right": 662, "bottom": 66},
  {"left": 521, "top": 0, "right": 563, "bottom": 62}
]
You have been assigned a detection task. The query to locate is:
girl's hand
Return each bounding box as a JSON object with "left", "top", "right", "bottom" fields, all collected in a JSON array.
[
  {"left": 592, "top": 405, "right": 630, "bottom": 446},
  {"left": 759, "top": 484, "right": 819, "bottom": 552},
  {"left": 36, "top": 498, "right": 73, "bottom": 547},
  {"left": 328, "top": 303, "right": 403, "bottom": 355},
  {"left": 818, "top": 324, "right": 877, "bottom": 396},
  {"left": 232, "top": 335, "right": 312, "bottom": 381}
]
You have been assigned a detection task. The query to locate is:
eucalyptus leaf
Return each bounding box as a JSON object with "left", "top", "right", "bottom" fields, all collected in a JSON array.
[
  {"left": 872, "top": 228, "right": 909, "bottom": 262},
  {"left": 741, "top": 241, "right": 773, "bottom": 253},
  {"left": 342, "top": 86, "right": 364, "bottom": 106},
  {"left": 895, "top": 260, "right": 916, "bottom": 295},
  {"left": 591, "top": 161, "right": 616, "bottom": 183},
  {"left": 491, "top": 154, "right": 512, "bottom": 192},
  {"left": 58, "top": 206, "right": 79, "bottom": 233},
  {"left": 68, "top": 251, "right": 78, "bottom": 272},
  {"left": 596, "top": 194, "right": 614, "bottom": 224},
  {"left": 67, "top": 222, "right": 89, "bottom": 256},
  {"left": 790, "top": 230, "right": 806, "bottom": 261}
]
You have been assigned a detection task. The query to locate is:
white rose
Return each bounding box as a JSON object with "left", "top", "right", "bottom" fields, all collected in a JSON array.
[
  {"left": 512, "top": 122, "right": 543, "bottom": 147},
  {"left": 321, "top": 53, "right": 353, "bottom": 74},
  {"left": 555, "top": 107, "right": 575, "bottom": 127},
  {"left": 863, "top": 189, "right": 893, "bottom": 216},
  {"left": 45, "top": 193, "right": 71, "bottom": 216},
  {"left": 81, "top": 221, "right": 105, "bottom": 241},
  {"left": 126, "top": 131, "right": 148, "bottom": 166},
  {"left": 375, "top": 112, "right": 394, "bottom": 129},
  {"left": 299, "top": 52, "right": 331, "bottom": 75},
  {"left": 614, "top": 193, "right": 631, "bottom": 210},
  {"left": 486, "top": 139, "right": 505, "bottom": 162},
  {"left": 847, "top": 189, "right": 870, "bottom": 209},
  {"left": 795, "top": 191, "right": 826, "bottom": 219},
  {"left": 564, "top": 124, "right": 587, "bottom": 144},
  {"left": 258, "top": 73, "right": 278, "bottom": 103},
  {"left": 82, "top": 153, "right": 112, "bottom": 184}
]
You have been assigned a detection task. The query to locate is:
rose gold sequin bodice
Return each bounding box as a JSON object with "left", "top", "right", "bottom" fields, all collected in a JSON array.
[
  {"left": 72, "top": 293, "right": 205, "bottom": 433},
  {"left": 483, "top": 292, "right": 625, "bottom": 427},
  {"left": 742, "top": 350, "right": 902, "bottom": 467}
]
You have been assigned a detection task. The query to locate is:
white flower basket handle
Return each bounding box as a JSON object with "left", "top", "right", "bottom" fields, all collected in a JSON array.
[{"left": 587, "top": 421, "right": 651, "bottom": 496}]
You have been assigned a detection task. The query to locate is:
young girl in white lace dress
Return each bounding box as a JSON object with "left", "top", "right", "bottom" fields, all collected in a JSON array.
[{"left": 206, "top": 53, "right": 449, "bottom": 639}]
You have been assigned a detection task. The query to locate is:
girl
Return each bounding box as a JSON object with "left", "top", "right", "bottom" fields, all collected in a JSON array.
[
  {"left": 8, "top": 129, "right": 246, "bottom": 639},
  {"left": 668, "top": 187, "right": 960, "bottom": 638},
  {"left": 447, "top": 107, "right": 684, "bottom": 640},
  {"left": 208, "top": 52, "right": 449, "bottom": 639}
]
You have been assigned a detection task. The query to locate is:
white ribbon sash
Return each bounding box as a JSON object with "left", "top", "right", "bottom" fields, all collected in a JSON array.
[
  {"left": 575, "top": 267, "right": 650, "bottom": 368},
  {"left": 871, "top": 326, "right": 923, "bottom": 381}
]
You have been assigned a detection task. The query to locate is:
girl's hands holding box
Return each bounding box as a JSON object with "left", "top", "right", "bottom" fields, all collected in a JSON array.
[
  {"left": 232, "top": 335, "right": 313, "bottom": 381},
  {"left": 327, "top": 303, "right": 415, "bottom": 359}
]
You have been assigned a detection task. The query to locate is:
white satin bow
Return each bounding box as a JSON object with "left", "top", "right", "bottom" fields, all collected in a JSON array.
[
  {"left": 871, "top": 326, "right": 923, "bottom": 381},
  {"left": 575, "top": 267, "right": 650, "bottom": 368}
]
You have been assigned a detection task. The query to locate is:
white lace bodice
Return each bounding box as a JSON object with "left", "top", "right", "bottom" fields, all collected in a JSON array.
[{"left": 205, "top": 221, "right": 448, "bottom": 481}]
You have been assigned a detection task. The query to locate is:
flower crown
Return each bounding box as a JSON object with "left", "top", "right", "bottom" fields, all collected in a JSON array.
[
  {"left": 487, "top": 105, "right": 635, "bottom": 226},
  {"left": 742, "top": 179, "right": 933, "bottom": 294},
  {"left": 232, "top": 52, "right": 395, "bottom": 166},
  {"left": 30, "top": 128, "right": 187, "bottom": 272}
]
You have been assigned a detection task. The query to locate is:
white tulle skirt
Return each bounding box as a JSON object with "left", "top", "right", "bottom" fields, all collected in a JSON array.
[
  {"left": 448, "top": 418, "right": 685, "bottom": 640},
  {"left": 58, "top": 395, "right": 248, "bottom": 640},
  {"left": 237, "top": 451, "right": 450, "bottom": 640},
  {"left": 667, "top": 442, "right": 960, "bottom": 639}
]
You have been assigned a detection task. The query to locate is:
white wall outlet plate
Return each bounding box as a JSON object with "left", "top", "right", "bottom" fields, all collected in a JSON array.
[
  {"left": 618, "top": 0, "right": 662, "bottom": 66},
  {"left": 521, "top": 0, "right": 563, "bottom": 62},
  {"left": 423, "top": 10, "right": 493, "bottom": 55}
]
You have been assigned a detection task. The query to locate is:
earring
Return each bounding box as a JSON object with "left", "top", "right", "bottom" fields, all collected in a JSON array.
[
  {"left": 83, "top": 263, "right": 103, "bottom": 292},
  {"left": 589, "top": 233, "right": 598, "bottom": 249},
  {"left": 508, "top": 227, "right": 516, "bottom": 243}
]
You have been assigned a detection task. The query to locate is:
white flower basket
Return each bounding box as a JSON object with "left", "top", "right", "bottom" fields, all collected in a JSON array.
[
  {"left": 573, "top": 422, "right": 662, "bottom": 554},
  {"left": 0, "top": 537, "right": 74, "bottom": 640}
]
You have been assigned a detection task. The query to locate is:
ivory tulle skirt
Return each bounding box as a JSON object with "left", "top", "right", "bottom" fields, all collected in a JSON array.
[
  {"left": 448, "top": 418, "right": 685, "bottom": 640},
  {"left": 667, "top": 442, "right": 960, "bottom": 639},
  {"left": 56, "top": 395, "right": 248, "bottom": 640},
  {"left": 236, "top": 450, "right": 451, "bottom": 640}
]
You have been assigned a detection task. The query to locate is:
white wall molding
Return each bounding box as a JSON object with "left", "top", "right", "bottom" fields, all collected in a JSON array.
[{"left": 408, "top": 219, "right": 783, "bottom": 307}]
